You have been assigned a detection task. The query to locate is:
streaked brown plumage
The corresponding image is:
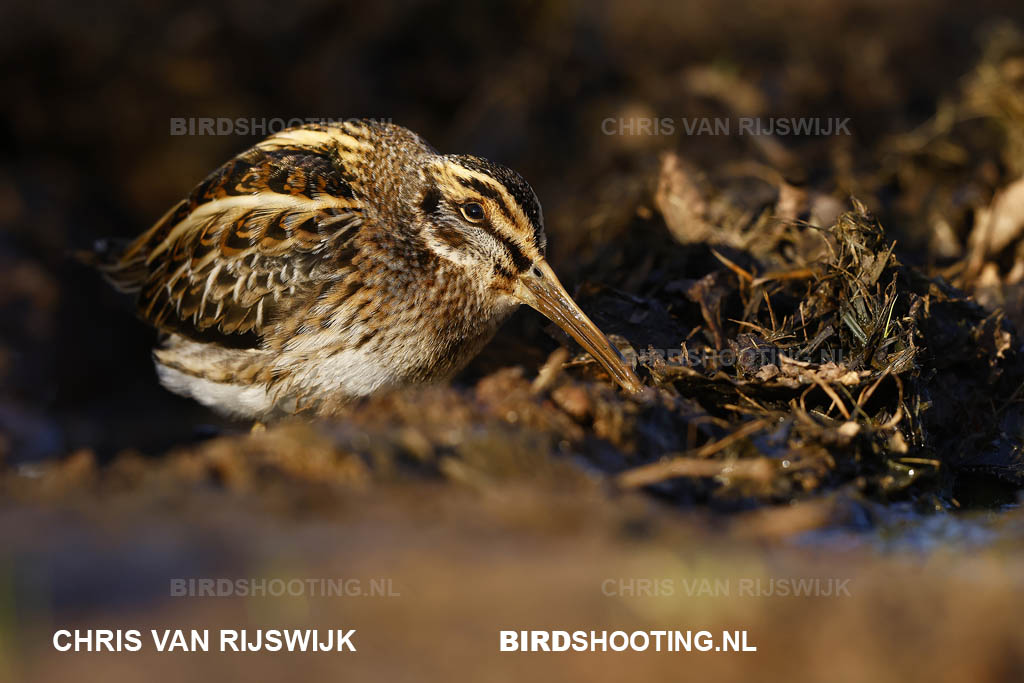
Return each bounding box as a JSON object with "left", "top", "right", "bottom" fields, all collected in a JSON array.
[{"left": 93, "top": 119, "right": 643, "bottom": 419}]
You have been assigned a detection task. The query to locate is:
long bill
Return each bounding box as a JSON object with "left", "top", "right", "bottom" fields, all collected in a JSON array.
[{"left": 514, "top": 260, "right": 644, "bottom": 394}]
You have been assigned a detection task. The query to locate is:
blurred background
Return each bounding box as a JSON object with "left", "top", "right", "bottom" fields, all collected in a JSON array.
[
  {"left": 3, "top": 0, "right": 1023, "bottom": 459},
  {"left": 4, "top": 0, "right": 1024, "bottom": 680}
]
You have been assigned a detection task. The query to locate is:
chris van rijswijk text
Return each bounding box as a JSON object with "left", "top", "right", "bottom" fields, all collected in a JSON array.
[{"left": 53, "top": 629, "right": 356, "bottom": 653}]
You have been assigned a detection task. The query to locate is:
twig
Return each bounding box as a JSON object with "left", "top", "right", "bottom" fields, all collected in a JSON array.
[
  {"left": 617, "top": 456, "right": 775, "bottom": 489},
  {"left": 808, "top": 374, "right": 852, "bottom": 420},
  {"left": 531, "top": 348, "right": 569, "bottom": 394},
  {"left": 710, "top": 249, "right": 754, "bottom": 283},
  {"left": 615, "top": 419, "right": 770, "bottom": 489},
  {"left": 763, "top": 289, "right": 778, "bottom": 332}
]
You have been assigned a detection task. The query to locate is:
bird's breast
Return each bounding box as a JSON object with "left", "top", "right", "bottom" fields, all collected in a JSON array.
[{"left": 270, "top": 259, "right": 519, "bottom": 409}]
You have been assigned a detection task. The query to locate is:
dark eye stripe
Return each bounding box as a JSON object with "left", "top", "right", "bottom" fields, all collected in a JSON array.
[
  {"left": 493, "top": 261, "right": 517, "bottom": 281},
  {"left": 468, "top": 216, "right": 530, "bottom": 273},
  {"left": 423, "top": 175, "right": 532, "bottom": 273},
  {"left": 497, "top": 239, "right": 531, "bottom": 273},
  {"left": 420, "top": 185, "right": 442, "bottom": 216},
  {"left": 455, "top": 176, "right": 515, "bottom": 223},
  {"left": 452, "top": 177, "right": 533, "bottom": 271},
  {"left": 467, "top": 217, "right": 531, "bottom": 273}
]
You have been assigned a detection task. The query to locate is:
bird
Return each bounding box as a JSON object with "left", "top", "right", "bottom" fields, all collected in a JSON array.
[{"left": 91, "top": 119, "right": 643, "bottom": 420}]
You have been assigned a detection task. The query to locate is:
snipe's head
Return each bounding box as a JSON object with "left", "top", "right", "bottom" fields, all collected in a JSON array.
[{"left": 414, "top": 154, "right": 643, "bottom": 394}]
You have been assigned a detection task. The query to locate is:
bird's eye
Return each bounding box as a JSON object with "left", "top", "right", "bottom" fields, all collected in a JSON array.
[{"left": 459, "top": 202, "right": 486, "bottom": 223}]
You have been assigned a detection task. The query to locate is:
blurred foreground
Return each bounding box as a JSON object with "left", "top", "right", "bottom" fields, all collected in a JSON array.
[{"left": 3, "top": 441, "right": 1024, "bottom": 680}]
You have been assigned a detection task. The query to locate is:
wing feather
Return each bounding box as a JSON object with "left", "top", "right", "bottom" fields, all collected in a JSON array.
[{"left": 103, "top": 124, "right": 369, "bottom": 347}]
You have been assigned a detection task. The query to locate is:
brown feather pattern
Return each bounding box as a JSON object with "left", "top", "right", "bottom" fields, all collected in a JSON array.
[{"left": 92, "top": 119, "right": 561, "bottom": 418}]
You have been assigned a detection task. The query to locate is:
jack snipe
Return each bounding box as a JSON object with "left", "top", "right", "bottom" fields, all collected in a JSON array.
[{"left": 93, "top": 120, "right": 643, "bottom": 419}]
